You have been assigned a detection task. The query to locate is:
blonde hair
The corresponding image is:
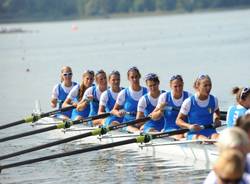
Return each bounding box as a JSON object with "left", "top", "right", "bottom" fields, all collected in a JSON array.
[
  {"left": 217, "top": 127, "right": 249, "bottom": 153},
  {"left": 193, "top": 74, "right": 211, "bottom": 90},
  {"left": 214, "top": 149, "right": 244, "bottom": 179}
]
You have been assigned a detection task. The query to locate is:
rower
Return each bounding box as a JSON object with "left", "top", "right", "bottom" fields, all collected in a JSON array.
[
  {"left": 151, "top": 74, "right": 191, "bottom": 139},
  {"left": 137, "top": 73, "right": 164, "bottom": 133},
  {"left": 212, "top": 149, "right": 250, "bottom": 184},
  {"left": 204, "top": 127, "right": 250, "bottom": 183},
  {"left": 62, "top": 70, "right": 94, "bottom": 120},
  {"left": 50, "top": 66, "right": 77, "bottom": 120},
  {"left": 226, "top": 87, "right": 250, "bottom": 128},
  {"left": 98, "top": 70, "right": 123, "bottom": 126},
  {"left": 112, "top": 67, "right": 147, "bottom": 133},
  {"left": 176, "top": 74, "right": 221, "bottom": 140},
  {"left": 77, "top": 70, "right": 107, "bottom": 126}
]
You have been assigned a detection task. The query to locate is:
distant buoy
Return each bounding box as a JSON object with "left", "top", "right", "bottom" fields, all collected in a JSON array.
[
  {"left": 26, "top": 68, "right": 30, "bottom": 72},
  {"left": 71, "top": 24, "right": 78, "bottom": 31}
]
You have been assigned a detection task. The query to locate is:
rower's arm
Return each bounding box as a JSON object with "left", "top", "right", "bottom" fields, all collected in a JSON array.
[
  {"left": 50, "top": 98, "right": 57, "bottom": 108},
  {"left": 98, "top": 105, "right": 106, "bottom": 115},
  {"left": 62, "top": 98, "right": 71, "bottom": 107},
  {"left": 76, "top": 99, "right": 89, "bottom": 111},
  {"left": 111, "top": 103, "right": 125, "bottom": 117},
  {"left": 214, "top": 108, "right": 221, "bottom": 126},
  {"left": 151, "top": 107, "right": 164, "bottom": 120},
  {"left": 136, "top": 111, "right": 145, "bottom": 119},
  {"left": 176, "top": 113, "right": 190, "bottom": 129}
]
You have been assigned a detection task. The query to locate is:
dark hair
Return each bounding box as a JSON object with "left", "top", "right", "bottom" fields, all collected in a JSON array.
[
  {"left": 109, "top": 70, "right": 120, "bottom": 80},
  {"left": 127, "top": 66, "right": 141, "bottom": 78},
  {"left": 170, "top": 75, "right": 183, "bottom": 83},
  {"left": 235, "top": 114, "right": 250, "bottom": 134},
  {"left": 144, "top": 73, "right": 160, "bottom": 83},
  {"left": 95, "top": 69, "right": 106, "bottom": 80},
  {"left": 232, "top": 87, "right": 250, "bottom": 102}
]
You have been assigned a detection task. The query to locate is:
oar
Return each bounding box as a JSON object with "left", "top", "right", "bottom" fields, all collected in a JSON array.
[
  {"left": 0, "top": 117, "right": 151, "bottom": 160},
  {"left": 0, "top": 105, "right": 75, "bottom": 130},
  {"left": 0, "top": 113, "right": 110, "bottom": 143},
  {"left": 0, "top": 128, "right": 189, "bottom": 172}
]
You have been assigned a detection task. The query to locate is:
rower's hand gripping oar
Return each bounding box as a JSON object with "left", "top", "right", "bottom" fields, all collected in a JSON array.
[
  {"left": 0, "top": 116, "right": 151, "bottom": 161},
  {"left": 0, "top": 128, "right": 189, "bottom": 173},
  {"left": 0, "top": 105, "right": 75, "bottom": 130},
  {"left": 0, "top": 113, "right": 110, "bottom": 143}
]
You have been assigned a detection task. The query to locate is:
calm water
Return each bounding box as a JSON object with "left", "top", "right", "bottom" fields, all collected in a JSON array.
[{"left": 1, "top": 9, "right": 250, "bottom": 183}]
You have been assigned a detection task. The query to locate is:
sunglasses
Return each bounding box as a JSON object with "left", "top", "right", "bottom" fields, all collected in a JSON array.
[
  {"left": 170, "top": 75, "right": 183, "bottom": 82},
  {"left": 240, "top": 87, "right": 250, "bottom": 100},
  {"left": 63, "top": 72, "right": 72, "bottom": 77}
]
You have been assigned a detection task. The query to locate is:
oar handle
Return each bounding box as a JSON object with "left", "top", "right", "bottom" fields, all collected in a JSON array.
[
  {"left": 151, "top": 129, "right": 190, "bottom": 139},
  {"left": 74, "top": 112, "right": 111, "bottom": 125},
  {"left": 40, "top": 105, "right": 75, "bottom": 118},
  {"left": 108, "top": 116, "right": 151, "bottom": 131}
]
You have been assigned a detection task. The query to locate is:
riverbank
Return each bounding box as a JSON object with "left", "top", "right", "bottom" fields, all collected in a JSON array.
[{"left": 0, "top": 6, "right": 249, "bottom": 24}]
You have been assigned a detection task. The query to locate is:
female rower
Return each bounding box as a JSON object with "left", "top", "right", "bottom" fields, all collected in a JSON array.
[
  {"left": 226, "top": 87, "right": 250, "bottom": 128},
  {"left": 77, "top": 70, "right": 107, "bottom": 126},
  {"left": 176, "top": 74, "right": 221, "bottom": 140},
  {"left": 137, "top": 73, "right": 164, "bottom": 133},
  {"left": 62, "top": 70, "right": 94, "bottom": 120},
  {"left": 50, "top": 66, "right": 77, "bottom": 119},
  {"left": 99, "top": 71, "right": 123, "bottom": 127},
  {"left": 151, "top": 75, "right": 190, "bottom": 139},
  {"left": 112, "top": 67, "right": 147, "bottom": 133},
  {"left": 212, "top": 149, "right": 249, "bottom": 184},
  {"left": 204, "top": 127, "right": 250, "bottom": 183}
]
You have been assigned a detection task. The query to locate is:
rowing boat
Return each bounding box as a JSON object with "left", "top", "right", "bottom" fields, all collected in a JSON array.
[{"left": 34, "top": 117, "right": 220, "bottom": 167}]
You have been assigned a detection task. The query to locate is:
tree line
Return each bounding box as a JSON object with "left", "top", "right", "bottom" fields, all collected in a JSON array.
[{"left": 0, "top": 0, "right": 250, "bottom": 22}]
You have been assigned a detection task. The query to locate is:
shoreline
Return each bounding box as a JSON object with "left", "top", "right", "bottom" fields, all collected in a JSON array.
[{"left": 0, "top": 6, "right": 249, "bottom": 25}]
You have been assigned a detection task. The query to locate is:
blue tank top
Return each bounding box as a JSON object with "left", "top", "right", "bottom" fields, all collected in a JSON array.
[
  {"left": 71, "top": 85, "right": 90, "bottom": 120},
  {"left": 58, "top": 82, "right": 77, "bottom": 117},
  {"left": 163, "top": 91, "right": 189, "bottom": 130},
  {"left": 89, "top": 86, "right": 100, "bottom": 116},
  {"left": 144, "top": 93, "right": 164, "bottom": 130},
  {"left": 58, "top": 82, "right": 77, "bottom": 108},
  {"left": 103, "top": 88, "right": 124, "bottom": 127},
  {"left": 188, "top": 95, "right": 216, "bottom": 126},
  {"left": 106, "top": 89, "right": 117, "bottom": 112},
  {"left": 123, "top": 87, "right": 147, "bottom": 121},
  {"left": 227, "top": 105, "right": 247, "bottom": 128}
]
